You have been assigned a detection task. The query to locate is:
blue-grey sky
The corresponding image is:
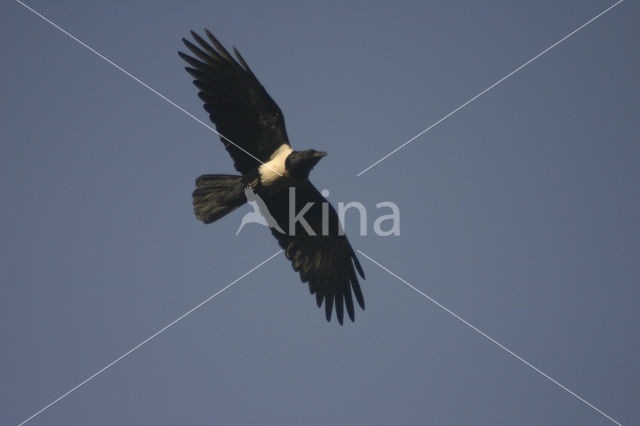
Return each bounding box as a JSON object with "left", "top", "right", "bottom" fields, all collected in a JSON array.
[{"left": 2, "top": 0, "right": 638, "bottom": 424}]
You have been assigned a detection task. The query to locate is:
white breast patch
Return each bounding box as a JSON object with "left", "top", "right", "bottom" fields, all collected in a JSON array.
[{"left": 258, "top": 144, "right": 292, "bottom": 186}]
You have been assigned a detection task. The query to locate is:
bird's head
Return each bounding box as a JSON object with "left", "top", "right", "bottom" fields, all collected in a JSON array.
[{"left": 285, "top": 149, "right": 327, "bottom": 180}]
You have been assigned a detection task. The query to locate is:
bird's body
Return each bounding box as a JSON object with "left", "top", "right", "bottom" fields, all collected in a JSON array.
[{"left": 180, "top": 30, "right": 365, "bottom": 324}]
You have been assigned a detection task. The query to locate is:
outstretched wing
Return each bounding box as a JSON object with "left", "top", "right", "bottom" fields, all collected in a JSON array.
[
  {"left": 179, "top": 29, "right": 290, "bottom": 175},
  {"left": 260, "top": 184, "right": 365, "bottom": 324}
]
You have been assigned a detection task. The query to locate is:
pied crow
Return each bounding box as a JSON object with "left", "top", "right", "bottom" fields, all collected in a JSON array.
[{"left": 179, "top": 30, "right": 365, "bottom": 324}]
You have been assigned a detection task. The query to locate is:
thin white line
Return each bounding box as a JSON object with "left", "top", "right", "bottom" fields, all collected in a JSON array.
[
  {"left": 356, "top": 0, "right": 624, "bottom": 176},
  {"left": 17, "top": 250, "right": 283, "bottom": 426},
  {"left": 357, "top": 250, "right": 623, "bottom": 426},
  {"left": 15, "top": 0, "right": 282, "bottom": 177}
]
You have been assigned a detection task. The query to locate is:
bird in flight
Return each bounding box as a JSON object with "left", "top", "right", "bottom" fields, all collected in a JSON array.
[{"left": 179, "top": 29, "right": 365, "bottom": 324}]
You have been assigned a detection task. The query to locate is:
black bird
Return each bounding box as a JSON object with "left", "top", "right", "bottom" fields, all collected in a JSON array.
[{"left": 179, "top": 30, "right": 365, "bottom": 324}]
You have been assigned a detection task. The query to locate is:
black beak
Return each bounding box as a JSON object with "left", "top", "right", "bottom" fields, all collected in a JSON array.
[{"left": 314, "top": 151, "right": 328, "bottom": 158}]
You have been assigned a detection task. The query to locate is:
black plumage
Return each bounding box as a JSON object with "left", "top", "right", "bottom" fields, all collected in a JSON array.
[
  {"left": 260, "top": 184, "right": 365, "bottom": 323},
  {"left": 179, "top": 29, "right": 365, "bottom": 324},
  {"left": 179, "top": 29, "right": 289, "bottom": 175}
]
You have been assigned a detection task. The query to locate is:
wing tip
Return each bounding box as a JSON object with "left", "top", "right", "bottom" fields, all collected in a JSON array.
[{"left": 353, "top": 255, "right": 365, "bottom": 279}]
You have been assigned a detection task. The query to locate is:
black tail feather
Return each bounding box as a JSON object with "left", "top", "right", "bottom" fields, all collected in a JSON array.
[{"left": 192, "top": 174, "right": 246, "bottom": 224}]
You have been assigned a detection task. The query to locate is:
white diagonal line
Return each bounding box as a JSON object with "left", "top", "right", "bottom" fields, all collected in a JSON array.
[
  {"left": 15, "top": 0, "right": 282, "bottom": 176},
  {"left": 357, "top": 250, "right": 622, "bottom": 426},
  {"left": 356, "top": 0, "right": 624, "bottom": 176},
  {"left": 17, "top": 250, "right": 283, "bottom": 426}
]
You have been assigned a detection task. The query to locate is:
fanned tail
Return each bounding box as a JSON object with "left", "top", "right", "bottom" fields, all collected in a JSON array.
[{"left": 192, "top": 174, "right": 246, "bottom": 224}]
